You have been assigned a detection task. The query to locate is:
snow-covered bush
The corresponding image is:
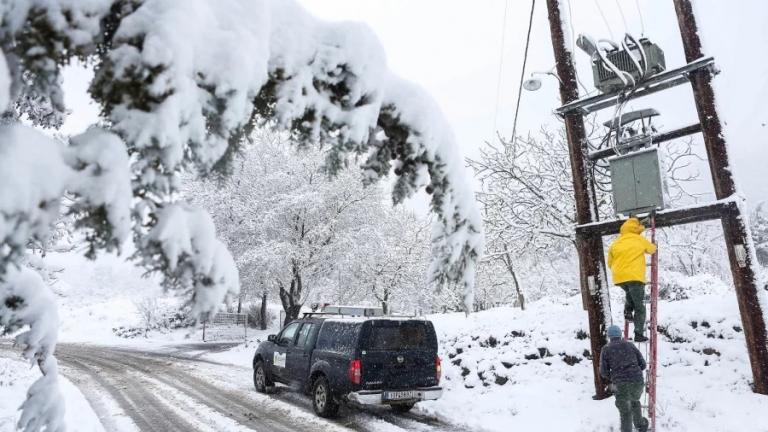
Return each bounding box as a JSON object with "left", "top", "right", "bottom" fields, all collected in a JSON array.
[{"left": 0, "top": 1, "right": 482, "bottom": 428}]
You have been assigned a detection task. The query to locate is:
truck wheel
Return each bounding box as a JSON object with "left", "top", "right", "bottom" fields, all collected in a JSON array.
[
  {"left": 312, "top": 375, "right": 339, "bottom": 417},
  {"left": 391, "top": 403, "right": 415, "bottom": 413},
  {"left": 253, "top": 360, "right": 270, "bottom": 393}
]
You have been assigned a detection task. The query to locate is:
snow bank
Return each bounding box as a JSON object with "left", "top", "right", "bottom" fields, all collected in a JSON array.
[{"left": 422, "top": 288, "right": 768, "bottom": 432}]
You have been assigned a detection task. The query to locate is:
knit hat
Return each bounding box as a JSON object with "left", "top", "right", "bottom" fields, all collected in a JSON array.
[{"left": 607, "top": 325, "right": 622, "bottom": 339}]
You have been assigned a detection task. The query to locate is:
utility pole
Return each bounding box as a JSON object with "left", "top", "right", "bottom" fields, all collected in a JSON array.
[
  {"left": 545, "top": 0, "right": 610, "bottom": 400},
  {"left": 673, "top": 0, "right": 768, "bottom": 394}
]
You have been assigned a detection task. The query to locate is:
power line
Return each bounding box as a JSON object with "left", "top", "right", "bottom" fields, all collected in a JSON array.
[
  {"left": 614, "top": 0, "right": 629, "bottom": 33},
  {"left": 510, "top": 0, "right": 536, "bottom": 143},
  {"left": 593, "top": 0, "right": 615, "bottom": 39},
  {"left": 492, "top": 0, "right": 511, "bottom": 136},
  {"left": 634, "top": 0, "right": 646, "bottom": 35}
]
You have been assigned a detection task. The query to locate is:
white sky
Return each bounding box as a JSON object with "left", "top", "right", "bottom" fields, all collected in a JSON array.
[
  {"left": 297, "top": 0, "right": 768, "bottom": 208},
  {"left": 62, "top": 0, "right": 768, "bottom": 207}
]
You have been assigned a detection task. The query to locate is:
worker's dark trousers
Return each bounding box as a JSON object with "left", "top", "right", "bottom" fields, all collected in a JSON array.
[
  {"left": 615, "top": 381, "right": 648, "bottom": 432},
  {"left": 620, "top": 281, "right": 646, "bottom": 337}
]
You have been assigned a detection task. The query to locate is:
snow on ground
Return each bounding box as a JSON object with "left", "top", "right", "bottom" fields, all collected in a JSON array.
[
  {"left": 197, "top": 278, "right": 768, "bottom": 432},
  {"left": 419, "top": 283, "right": 768, "bottom": 432},
  {"left": 16, "top": 247, "right": 768, "bottom": 432},
  {"left": 0, "top": 357, "right": 103, "bottom": 432}
]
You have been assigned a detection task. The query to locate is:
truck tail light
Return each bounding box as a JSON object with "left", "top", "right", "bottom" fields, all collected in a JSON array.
[
  {"left": 436, "top": 356, "right": 442, "bottom": 383},
  {"left": 348, "top": 359, "right": 362, "bottom": 385}
]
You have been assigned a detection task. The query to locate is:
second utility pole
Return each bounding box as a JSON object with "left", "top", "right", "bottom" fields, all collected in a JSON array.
[{"left": 673, "top": 0, "right": 768, "bottom": 395}]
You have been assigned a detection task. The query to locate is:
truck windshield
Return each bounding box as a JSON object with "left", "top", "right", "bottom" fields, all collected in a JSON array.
[{"left": 366, "top": 322, "right": 433, "bottom": 351}]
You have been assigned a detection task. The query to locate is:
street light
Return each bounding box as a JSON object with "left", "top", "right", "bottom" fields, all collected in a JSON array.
[{"left": 522, "top": 70, "right": 563, "bottom": 92}]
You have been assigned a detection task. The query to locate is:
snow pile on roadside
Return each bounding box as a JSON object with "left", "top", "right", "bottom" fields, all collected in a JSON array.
[
  {"left": 420, "top": 286, "right": 768, "bottom": 432},
  {"left": 0, "top": 357, "right": 103, "bottom": 432}
]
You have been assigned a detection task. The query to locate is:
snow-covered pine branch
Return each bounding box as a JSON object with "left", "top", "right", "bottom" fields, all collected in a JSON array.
[{"left": 1, "top": 2, "right": 482, "bottom": 428}]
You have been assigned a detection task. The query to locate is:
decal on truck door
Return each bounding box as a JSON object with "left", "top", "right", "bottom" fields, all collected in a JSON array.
[{"left": 273, "top": 351, "right": 286, "bottom": 368}]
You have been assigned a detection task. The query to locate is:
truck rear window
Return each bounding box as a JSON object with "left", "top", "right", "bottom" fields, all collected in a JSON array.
[{"left": 365, "top": 322, "right": 434, "bottom": 351}]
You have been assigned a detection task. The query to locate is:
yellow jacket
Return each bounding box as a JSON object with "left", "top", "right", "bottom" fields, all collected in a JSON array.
[{"left": 607, "top": 218, "right": 657, "bottom": 285}]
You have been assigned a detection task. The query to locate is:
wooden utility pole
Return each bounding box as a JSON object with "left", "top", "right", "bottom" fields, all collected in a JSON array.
[
  {"left": 673, "top": 0, "right": 768, "bottom": 394},
  {"left": 545, "top": 0, "right": 610, "bottom": 400}
]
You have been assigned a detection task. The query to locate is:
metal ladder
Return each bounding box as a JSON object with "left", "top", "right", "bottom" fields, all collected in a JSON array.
[{"left": 623, "top": 214, "right": 658, "bottom": 431}]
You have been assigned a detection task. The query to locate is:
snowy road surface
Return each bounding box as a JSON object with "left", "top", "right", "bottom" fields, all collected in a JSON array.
[{"left": 52, "top": 344, "right": 471, "bottom": 432}]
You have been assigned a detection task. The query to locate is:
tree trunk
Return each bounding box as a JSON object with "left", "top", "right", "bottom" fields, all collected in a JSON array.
[
  {"left": 259, "top": 291, "right": 268, "bottom": 330},
  {"left": 381, "top": 290, "right": 390, "bottom": 315},
  {"left": 503, "top": 249, "right": 525, "bottom": 311},
  {"left": 278, "top": 260, "right": 304, "bottom": 327}
]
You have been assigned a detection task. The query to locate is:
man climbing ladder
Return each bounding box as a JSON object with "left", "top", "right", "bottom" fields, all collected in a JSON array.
[
  {"left": 606, "top": 215, "right": 660, "bottom": 431},
  {"left": 607, "top": 217, "right": 657, "bottom": 342}
]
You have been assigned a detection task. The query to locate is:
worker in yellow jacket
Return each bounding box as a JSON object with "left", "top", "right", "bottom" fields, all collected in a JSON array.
[{"left": 607, "top": 218, "right": 657, "bottom": 342}]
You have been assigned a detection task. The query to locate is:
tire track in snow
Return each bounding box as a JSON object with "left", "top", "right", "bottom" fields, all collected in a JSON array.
[
  {"left": 59, "top": 356, "right": 197, "bottom": 432},
  {"left": 58, "top": 345, "right": 327, "bottom": 432},
  {"left": 55, "top": 344, "right": 473, "bottom": 432}
]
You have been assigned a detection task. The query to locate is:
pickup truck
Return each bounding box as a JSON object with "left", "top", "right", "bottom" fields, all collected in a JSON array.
[{"left": 252, "top": 314, "right": 443, "bottom": 417}]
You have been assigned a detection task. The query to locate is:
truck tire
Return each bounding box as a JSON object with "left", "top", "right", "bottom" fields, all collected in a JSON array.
[
  {"left": 253, "top": 360, "right": 270, "bottom": 393},
  {"left": 391, "top": 403, "right": 415, "bottom": 413},
  {"left": 312, "top": 375, "right": 339, "bottom": 417}
]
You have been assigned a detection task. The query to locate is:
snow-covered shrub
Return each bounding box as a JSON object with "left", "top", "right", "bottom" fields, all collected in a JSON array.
[{"left": 659, "top": 272, "right": 729, "bottom": 301}]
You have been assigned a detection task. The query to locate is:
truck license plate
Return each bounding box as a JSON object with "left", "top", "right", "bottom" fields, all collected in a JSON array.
[{"left": 384, "top": 390, "right": 418, "bottom": 401}]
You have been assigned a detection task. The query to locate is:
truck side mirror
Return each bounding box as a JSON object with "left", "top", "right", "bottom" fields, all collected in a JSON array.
[{"left": 267, "top": 334, "right": 277, "bottom": 343}]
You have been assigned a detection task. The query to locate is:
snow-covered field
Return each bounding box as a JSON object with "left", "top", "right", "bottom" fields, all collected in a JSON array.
[
  {"left": 3, "top": 249, "right": 767, "bottom": 432},
  {"left": 420, "top": 287, "right": 768, "bottom": 432},
  {"left": 200, "top": 283, "right": 768, "bottom": 432}
]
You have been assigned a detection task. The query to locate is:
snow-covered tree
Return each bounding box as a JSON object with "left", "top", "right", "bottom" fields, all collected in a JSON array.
[
  {"left": 0, "top": 1, "right": 482, "bottom": 430},
  {"left": 188, "top": 132, "right": 388, "bottom": 325},
  {"left": 470, "top": 125, "right": 709, "bottom": 303},
  {"left": 752, "top": 203, "right": 768, "bottom": 268},
  {"left": 350, "top": 210, "right": 431, "bottom": 315}
]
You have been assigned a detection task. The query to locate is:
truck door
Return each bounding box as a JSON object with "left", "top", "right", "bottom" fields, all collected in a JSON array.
[
  {"left": 287, "top": 322, "right": 317, "bottom": 383},
  {"left": 272, "top": 321, "right": 301, "bottom": 380}
]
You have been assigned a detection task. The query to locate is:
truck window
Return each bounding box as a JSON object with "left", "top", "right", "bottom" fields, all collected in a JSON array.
[
  {"left": 278, "top": 322, "right": 301, "bottom": 346},
  {"left": 316, "top": 322, "right": 360, "bottom": 355},
  {"left": 296, "top": 323, "right": 316, "bottom": 348},
  {"left": 365, "top": 321, "right": 435, "bottom": 351}
]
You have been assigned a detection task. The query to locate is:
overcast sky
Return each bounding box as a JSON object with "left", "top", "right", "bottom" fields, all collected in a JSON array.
[
  {"left": 298, "top": 0, "right": 768, "bottom": 208},
  {"left": 62, "top": 0, "right": 767, "bottom": 208}
]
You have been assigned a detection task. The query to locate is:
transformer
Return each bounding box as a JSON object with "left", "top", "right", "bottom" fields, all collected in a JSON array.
[{"left": 592, "top": 38, "right": 666, "bottom": 94}]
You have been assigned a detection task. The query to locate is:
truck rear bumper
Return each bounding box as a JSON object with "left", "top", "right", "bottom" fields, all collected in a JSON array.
[{"left": 347, "top": 387, "right": 443, "bottom": 405}]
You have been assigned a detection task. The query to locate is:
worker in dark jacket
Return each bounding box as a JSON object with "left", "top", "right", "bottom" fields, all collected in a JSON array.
[
  {"left": 600, "top": 325, "right": 649, "bottom": 432},
  {"left": 607, "top": 218, "right": 657, "bottom": 342}
]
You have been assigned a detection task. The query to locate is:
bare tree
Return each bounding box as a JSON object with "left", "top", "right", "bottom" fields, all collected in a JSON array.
[{"left": 135, "top": 297, "right": 159, "bottom": 338}]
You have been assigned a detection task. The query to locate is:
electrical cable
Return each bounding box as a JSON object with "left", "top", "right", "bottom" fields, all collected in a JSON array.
[
  {"left": 634, "top": 0, "right": 646, "bottom": 36},
  {"left": 593, "top": 0, "right": 615, "bottom": 40},
  {"left": 492, "top": 0, "right": 511, "bottom": 137},
  {"left": 614, "top": 0, "right": 629, "bottom": 33},
  {"left": 510, "top": 0, "right": 536, "bottom": 143},
  {"left": 565, "top": 0, "right": 593, "bottom": 95}
]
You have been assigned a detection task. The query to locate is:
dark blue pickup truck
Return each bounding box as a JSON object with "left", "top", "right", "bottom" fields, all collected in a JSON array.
[{"left": 252, "top": 313, "right": 443, "bottom": 417}]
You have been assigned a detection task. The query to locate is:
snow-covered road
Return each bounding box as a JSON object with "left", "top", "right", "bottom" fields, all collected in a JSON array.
[{"left": 53, "top": 344, "right": 470, "bottom": 432}]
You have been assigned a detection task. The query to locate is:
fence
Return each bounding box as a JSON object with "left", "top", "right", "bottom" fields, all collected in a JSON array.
[{"left": 202, "top": 312, "right": 247, "bottom": 343}]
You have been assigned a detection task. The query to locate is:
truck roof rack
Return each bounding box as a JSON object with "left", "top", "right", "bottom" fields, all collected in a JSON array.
[{"left": 302, "top": 305, "right": 385, "bottom": 319}]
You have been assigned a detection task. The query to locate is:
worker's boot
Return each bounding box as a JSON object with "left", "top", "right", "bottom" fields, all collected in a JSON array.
[
  {"left": 634, "top": 333, "right": 648, "bottom": 343},
  {"left": 636, "top": 417, "right": 649, "bottom": 432}
]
